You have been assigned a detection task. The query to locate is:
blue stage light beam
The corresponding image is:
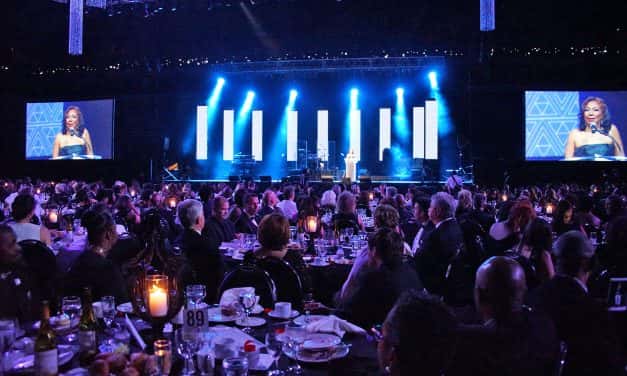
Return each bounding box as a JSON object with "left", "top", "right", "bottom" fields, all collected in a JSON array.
[
  {"left": 428, "top": 71, "right": 438, "bottom": 90},
  {"left": 233, "top": 90, "right": 256, "bottom": 157},
  {"left": 346, "top": 88, "right": 361, "bottom": 160},
  {"left": 195, "top": 77, "right": 227, "bottom": 162},
  {"left": 394, "top": 86, "right": 410, "bottom": 139},
  {"left": 350, "top": 88, "right": 359, "bottom": 110},
  {"left": 264, "top": 89, "right": 298, "bottom": 176}
]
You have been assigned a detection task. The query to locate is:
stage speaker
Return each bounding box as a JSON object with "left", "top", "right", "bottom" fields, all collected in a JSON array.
[
  {"left": 259, "top": 176, "right": 272, "bottom": 183},
  {"left": 321, "top": 177, "right": 333, "bottom": 184},
  {"left": 359, "top": 176, "right": 372, "bottom": 190},
  {"left": 228, "top": 176, "right": 240, "bottom": 183}
]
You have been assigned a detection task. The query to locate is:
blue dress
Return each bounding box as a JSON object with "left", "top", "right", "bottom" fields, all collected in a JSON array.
[
  {"left": 59, "top": 144, "right": 86, "bottom": 157},
  {"left": 573, "top": 143, "right": 614, "bottom": 157}
]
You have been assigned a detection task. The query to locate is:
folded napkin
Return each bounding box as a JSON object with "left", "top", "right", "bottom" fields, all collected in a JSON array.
[
  {"left": 305, "top": 315, "right": 366, "bottom": 338},
  {"left": 219, "top": 287, "right": 258, "bottom": 308}
]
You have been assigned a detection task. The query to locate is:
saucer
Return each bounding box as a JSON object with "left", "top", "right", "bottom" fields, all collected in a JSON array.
[
  {"left": 235, "top": 317, "right": 266, "bottom": 327},
  {"left": 267, "top": 310, "right": 299, "bottom": 319}
]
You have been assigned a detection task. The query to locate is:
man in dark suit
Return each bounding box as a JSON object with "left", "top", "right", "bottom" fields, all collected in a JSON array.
[
  {"left": 450, "top": 256, "right": 559, "bottom": 376},
  {"left": 413, "top": 192, "right": 464, "bottom": 296},
  {"left": 256, "top": 189, "right": 284, "bottom": 220},
  {"left": 203, "top": 196, "right": 237, "bottom": 244},
  {"left": 177, "top": 199, "right": 225, "bottom": 303},
  {"left": 235, "top": 193, "right": 260, "bottom": 234},
  {"left": 528, "top": 231, "right": 624, "bottom": 375}
]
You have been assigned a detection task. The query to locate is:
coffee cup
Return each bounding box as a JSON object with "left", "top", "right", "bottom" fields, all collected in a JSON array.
[{"left": 274, "top": 302, "right": 292, "bottom": 319}]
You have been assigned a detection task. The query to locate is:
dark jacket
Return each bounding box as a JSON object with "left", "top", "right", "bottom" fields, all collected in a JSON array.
[
  {"left": 177, "top": 228, "right": 225, "bottom": 303},
  {"left": 527, "top": 275, "right": 624, "bottom": 375},
  {"left": 203, "top": 216, "right": 237, "bottom": 244},
  {"left": 338, "top": 262, "right": 422, "bottom": 329},
  {"left": 414, "top": 218, "right": 464, "bottom": 296},
  {"left": 0, "top": 260, "right": 40, "bottom": 322},
  {"left": 64, "top": 250, "right": 129, "bottom": 302},
  {"left": 234, "top": 213, "right": 258, "bottom": 235}
]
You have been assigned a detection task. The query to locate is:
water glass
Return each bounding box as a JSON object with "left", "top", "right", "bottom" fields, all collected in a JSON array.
[
  {"left": 175, "top": 329, "right": 199, "bottom": 376},
  {"left": 265, "top": 324, "right": 286, "bottom": 376},
  {"left": 61, "top": 296, "right": 81, "bottom": 322},
  {"left": 223, "top": 356, "right": 249, "bottom": 376},
  {"left": 185, "top": 285, "right": 206, "bottom": 309},
  {"left": 244, "top": 234, "right": 256, "bottom": 251},
  {"left": 289, "top": 226, "right": 297, "bottom": 242},
  {"left": 238, "top": 292, "right": 256, "bottom": 333},
  {"left": 101, "top": 296, "right": 116, "bottom": 329}
]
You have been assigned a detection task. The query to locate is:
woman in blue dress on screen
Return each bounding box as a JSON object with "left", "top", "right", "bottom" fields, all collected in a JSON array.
[
  {"left": 564, "top": 97, "right": 624, "bottom": 159},
  {"left": 52, "top": 106, "right": 94, "bottom": 158}
]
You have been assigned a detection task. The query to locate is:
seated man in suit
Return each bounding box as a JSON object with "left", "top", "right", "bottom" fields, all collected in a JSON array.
[
  {"left": 177, "top": 199, "right": 224, "bottom": 303},
  {"left": 528, "top": 231, "right": 624, "bottom": 375},
  {"left": 407, "top": 196, "right": 434, "bottom": 256},
  {"left": 450, "top": 256, "right": 558, "bottom": 376},
  {"left": 203, "top": 196, "right": 237, "bottom": 244},
  {"left": 413, "top": 192, "right": 463, "bottom": 296},
  {"left": 257, "top": 189, "right": 284, "bottom": 220},
  {"left": 235, "top": 193, "right": 260, "bottom": 234}
]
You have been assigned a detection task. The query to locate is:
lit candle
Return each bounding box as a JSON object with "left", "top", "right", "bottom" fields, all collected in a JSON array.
[
  {"left": 36, "top": 188, "right": 41, "bottom": 195},
  {"left": 48, "top": 210, "right": 58, "bottom": 224},
  {"left": 501, "top": 194, "right": 508, "bottom": 202},
  {"left": 305, "top": 216, "right": 318, "bottom": 233},
  {"left": 149, "top": 286, "right": 168, "bottom": 317},
  {"left": 130, "top": 189, "right": 136, "bottom": 197},
  {"left": 546, "top": 204, "right": 553, "bottom": 215},
  {"left": 168, "top": 198, "right": 177, "bottom": 209},
  {"left": 368, "top": 192, "right": 374, "bottom": 201}
]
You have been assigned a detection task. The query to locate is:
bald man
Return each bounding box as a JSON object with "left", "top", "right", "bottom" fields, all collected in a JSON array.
[{"left": 449, "top": 257, "right": 558, "bottom": 376}]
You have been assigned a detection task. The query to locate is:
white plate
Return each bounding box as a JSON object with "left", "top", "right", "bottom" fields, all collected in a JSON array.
[
  {"left": 267, "top": 310, "right": 299, "bottom": 319},
  {"left": 235, "top": 317, "right": 266, "bottom": 327},
  {"left": 116, "top": 302, "right": 133, "bottom": 313},
  {"left": 283, "top": 342, "right": 350, "bottom": 363},
  {"left": 293, "top": 314, "right": 327, "bottom": 326},
  {"left": 207, "top": 307, "right": 241, "bottom": 322},
  {"left": 302, "top": 333, "right": 341, "bottom": 351},
  {"left": 10, "top": 345, "right": 74, "bottom": 372}
]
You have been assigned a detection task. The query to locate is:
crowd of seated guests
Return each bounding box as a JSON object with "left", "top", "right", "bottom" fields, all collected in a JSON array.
[{"left": 0, "top": 177, "right": 625, "bottom": 374}]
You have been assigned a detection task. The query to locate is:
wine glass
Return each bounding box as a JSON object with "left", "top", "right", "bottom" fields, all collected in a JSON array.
[
  {"left": 185, "top": 284, "right": 206, "bottom": 309},
  {"left": 101, "top": 296, "right": 116, "bottom": 329},
  {"left": 238, "top": 292, "right": 256, "bottom": 333},
  {"left": 175, "top": 329, "right": 199, "bottom": 376},
  {"left": 265, "top": 323, "right": 286, "bottom": 376},
  {"left": 285, "top": 326, "right": 306, "bottom": 374},
  {"left": 302, "top": 293, "right": 316, "bottom": 325},
  {"left": 61, "top": 296, "right": 81, "bottom": 342}
]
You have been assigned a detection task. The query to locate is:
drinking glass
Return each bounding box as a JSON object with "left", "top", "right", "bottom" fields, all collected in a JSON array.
[
  {"left": 154, "top": 339, "right": 172, "bottom": 376},
  {"left": 185, "top": 284, "right": 206, "bottom": 309},
  {"left": 302, "top": 293, "right": 316, "bottom": 325},
  {"left": 62, "top": 296, "right": 81, "bottom": 321},
  {"left": 285, "top": 326, "right": 306, "bottom": 374},
  {"left": 244, "top": 234, "right": 256, "bottom": 251},
  {"left": 223, "top": 356, "right": 249, "bottom": 376},
  {"left": 175, "top": 329, "right": 199, "bottom": 376},
  {"left": 238, "top": 292, "right": 256, "bottom": 333},
  {"left": 265, "top": 323, "right": 286, "bottom": 376},
  {"left": 101, "top": 296, "right": 116, "bottom": 329}
]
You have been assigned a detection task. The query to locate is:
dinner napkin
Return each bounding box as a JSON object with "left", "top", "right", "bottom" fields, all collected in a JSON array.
[{"left": 304, "top": 315, "right": 366, "bottom": 338}]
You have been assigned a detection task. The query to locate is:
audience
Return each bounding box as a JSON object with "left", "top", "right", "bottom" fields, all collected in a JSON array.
[
  {"left": 176, "top": 199, "right": 224, "bottom": 303},
  {"left": 506, "top": 217, "right": 555, "bottom": 290},
  {"left": 9, "top": 193, "right": 51, "bottom": 245},
  {"left": 528, "top": 231, "right": 624, "bottom": 375},
  {"left": 234, "top": 193, "right": 260, "bottom": 234},
  {"left": 203, "top": 196, "right": 237, "bottom": 243}
]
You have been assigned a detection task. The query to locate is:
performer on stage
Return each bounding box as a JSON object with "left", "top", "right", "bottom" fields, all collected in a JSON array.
[
  {"left": 564, "top": 97, "right": 624, "bottom": 159},
  {"left": 344, "top": 149, "right": 358, "bottom": 182},
  {"left": 52, "top": 106, "right": 94, "bottom": 158}
]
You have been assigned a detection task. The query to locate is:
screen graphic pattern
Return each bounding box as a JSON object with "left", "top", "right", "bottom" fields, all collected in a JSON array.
[
  {"left": 26, "top": 102, "right": 63, "bottom": 158},
  {"left": 525, "top": 91, "right": 579, "bottom": 159}
]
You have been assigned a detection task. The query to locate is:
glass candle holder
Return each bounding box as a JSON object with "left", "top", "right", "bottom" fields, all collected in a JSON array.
[{"left": 146, "top": 275, "right": 169, "bottom": 318}]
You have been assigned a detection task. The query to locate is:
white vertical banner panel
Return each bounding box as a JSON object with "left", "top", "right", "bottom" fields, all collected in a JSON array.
[
  {"left": 287, "top": 110, "right": 298, "bottom": 162},
  {"left": 349, "top": 110, "right": 361, "bottom": 161},
  {"left": 223, "top": 110, "right": 234, "bottom": 161},
  {"left": 251, "top": 110, "right": 263, "bottom": 161},
  {"left": 379, "top": 108, "right": 391, "bottom": 161},
  {"left": 425, "top": 100, "right": 438, "bottom": 160},
  {"left": 317, "top": 110, "right": 329, "bottom": 161},
  {"left": 413, "top": 107, "right": 425, "bottom": 159},
  {"left": 196, "top": 106, "right": 208, "bottom": 160}
]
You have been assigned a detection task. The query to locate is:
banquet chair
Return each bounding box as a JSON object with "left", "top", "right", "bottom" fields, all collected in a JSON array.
[
  {"left": 218, "top": 264, "right": 277, "bottom": 308},
  {"left": 18, "top": 239, "right": 58, "bottom": 306},
  {"left": 256, "top": 256, "right": 304, "bottom": 310},
  {"left": 107, "top": 234, "right": 142, "bottom": 268}
]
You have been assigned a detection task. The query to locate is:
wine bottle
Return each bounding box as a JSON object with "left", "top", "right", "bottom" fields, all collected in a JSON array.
[
  {"left": 35, "top": 301, "right": 58, "bottom": 376},
  {"left": 78, "top": 287, "right": 98, "bottom": 366}
]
